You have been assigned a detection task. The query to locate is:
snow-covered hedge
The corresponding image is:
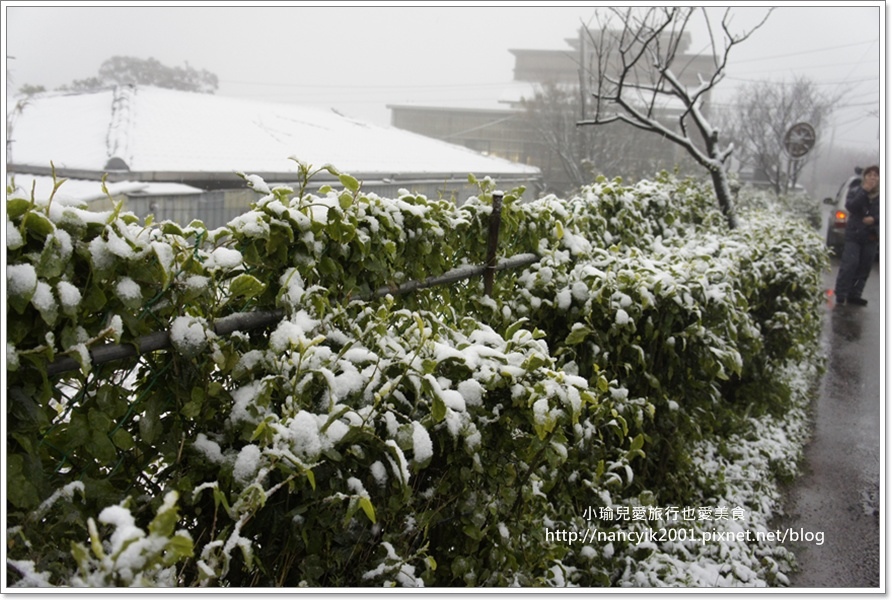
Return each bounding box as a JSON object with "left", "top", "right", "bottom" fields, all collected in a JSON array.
[{"left": 6, "top": 167, "right": 828, "bottom": 587}]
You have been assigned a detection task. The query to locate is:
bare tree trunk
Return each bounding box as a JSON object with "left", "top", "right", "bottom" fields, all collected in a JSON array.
[{"left": 709, "top": 163, "right": 738, "bottom": 230}]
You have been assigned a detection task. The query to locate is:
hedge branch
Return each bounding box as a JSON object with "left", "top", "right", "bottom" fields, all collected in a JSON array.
[{"left": 45, "top": 252, "right": 541, "bottom": 376}]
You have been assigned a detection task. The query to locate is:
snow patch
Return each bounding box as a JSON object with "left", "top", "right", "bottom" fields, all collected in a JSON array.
[
  {"left": 233, "top": 444, "right": 262, "bottom": 484},
  {"left": 411, "top": 422, "right": 433, "bottom": 464},
  {"left": 170, "top": 316, "right": 209, "bottom": 357}
]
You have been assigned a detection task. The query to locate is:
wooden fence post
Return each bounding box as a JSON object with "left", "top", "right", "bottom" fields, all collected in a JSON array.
[{"left": 483, "top": 192, "right": 504, "bottom": 297}]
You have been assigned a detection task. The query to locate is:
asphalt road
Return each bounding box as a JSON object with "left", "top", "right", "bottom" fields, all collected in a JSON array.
[{"left": 780, "top": 258, "right": 882, "bottom": 589}]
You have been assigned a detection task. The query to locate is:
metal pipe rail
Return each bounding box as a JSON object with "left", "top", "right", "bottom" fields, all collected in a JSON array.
[{"left": 44, "top": 252, "right": 541, "bottom": 376}]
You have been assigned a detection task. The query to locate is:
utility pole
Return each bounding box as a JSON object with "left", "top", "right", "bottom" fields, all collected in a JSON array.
[
  {"left": 577, "top": 26, "right": 590, "bottom": 179},
  {"left": 578, "top": 26, "right": 586, "bottom": 121}
]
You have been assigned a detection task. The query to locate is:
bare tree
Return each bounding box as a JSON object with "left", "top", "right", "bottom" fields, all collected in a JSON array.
[
  {"left": 720, "top": 77, "right": 837, "bottom": 195},
  {"left": 521, "top": 83, "right": 588, "bottom": 192},
  {"left": 521, "top": 82, "right": 673, "bottom": 194},
  {"left": 578, "top": 7, "right": 773, "bottom": 229}
]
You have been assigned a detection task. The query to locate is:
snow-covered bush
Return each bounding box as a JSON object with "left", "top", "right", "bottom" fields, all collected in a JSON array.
[
  {"left": 735, "top": 184, "right": 822, "bottom": 231},
  {"left": 6, "top": 166, "right": 827, "bottom": 587}
]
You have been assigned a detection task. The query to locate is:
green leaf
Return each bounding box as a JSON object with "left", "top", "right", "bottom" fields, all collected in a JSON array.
[
  {"left": 431, "top": 394, "right": 446, "bottom": 423},
  {"left": 164, "top": 533, "right": 195, "bottom": 564},
  {"left": 88, "top": 408, "right": 112, "bottom": 432},
  {"left": 182, "top": 398, "right": 203, "bottom": 420},
  {"left": 88, "top": 517, "right": 106, "bottom": 560},
  {"left": 89, "top": 430, "right": 117, "bottom": 463},
  {"left": 228, "top": 273, "right": 266, "bottom": 300},
  {"left": 161, "top": 221, "right": 185, "bottom": 236},
  {"left": 305, "top": 469, "right": 316, "bottom": 491},
  {"left": 148, "top": 500, "right": 179, "bottom": 538},
  {"left": 338, "top": 174, "right": 360, "bottom": 193},
  {"left": 140, "top": 398, "right": 162, "bottom": 445},
  {"left": 523, "top": 354, "right": 548, "bottom": 371},
  {"left": 211, "top": 485, "right": 232, "bottom": 514},
  {"left": 318, "top": 256, "right": 339, "bottom": 276},
  {"left": 565, "top": 325, "right": 592, "bottom": 346},
  {"left": 238, "top": 540, "right": 255, "bottom": 570},
  {"left": 6, "top": 198, "right": 32, "bottom": 220},
  {"left": 71, "top": 541, "right": 90, "bottom": 569},
  {"left": 359, "top": 496, "right": 377, "bottom": 524},
  {"left": 23, "top": 211, "right": 54, "bottom": 238},
  {"left": 66, "top": 412, "right": 91, "bottom": 448},
  {"left": 81, "top": 283, "right": 107, "bottom": 313},
  {"left": 37, "top": 241, "right": 67, "bottom": 280},
  {"left": 343, "top": 496, "right": 360, "bottom": 525},
  {"left": 645, "top": 372, "right": 661, "bottom": 390},
  {"left": 112, "top": 428, "right": 135, "bottom": 450},
  {"left": 6, "top": 454, "right": 41, "bottom": 509},
  {"left": 462, "top": 523, "right": 484, "bottom": 541},
  {"left": 7, "top": 269, "right": 37, "bottom": 314},
  {"left": 505, "top": 318, "right": 530, "bottom": 340}
]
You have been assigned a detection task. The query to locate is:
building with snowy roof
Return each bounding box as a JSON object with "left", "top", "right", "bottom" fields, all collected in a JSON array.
[
  {"left": 389, "top": 27, "right": 716, "bottom": 195},
  {"left": 5, "top": 85, "right": 541, "bottom": 227}
]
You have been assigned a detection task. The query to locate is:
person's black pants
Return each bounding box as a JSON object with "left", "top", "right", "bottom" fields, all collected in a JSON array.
[{"left": 834, "top": 238, "right": 878, "bottom": 301}]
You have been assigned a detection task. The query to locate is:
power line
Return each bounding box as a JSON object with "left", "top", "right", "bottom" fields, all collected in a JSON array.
[
  {"left": 723, "top": 74, "right": 878, "bottom": 86},
  {"left": 220, "top": 79, "right": 515, "bottom": 90},
  {"left": 730, "top": 39, "right": 879, "bottom": 64},
  {"left": 709, "top": 98, "right": 879, "bottom": 110},
  {"left": 834, "top": 113, "right": 879, "bottom": 128}
]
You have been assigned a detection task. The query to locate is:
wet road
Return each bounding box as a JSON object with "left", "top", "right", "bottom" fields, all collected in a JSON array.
[{"left": 781, "top": 259, "right": 882, "bottom": 589}]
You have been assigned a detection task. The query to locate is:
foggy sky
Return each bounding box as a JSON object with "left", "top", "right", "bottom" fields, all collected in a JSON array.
[{"left": 4, "top": 3, "right": 883, "bottom": 152}]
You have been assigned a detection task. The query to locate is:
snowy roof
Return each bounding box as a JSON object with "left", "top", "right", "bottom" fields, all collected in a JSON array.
[
  {"left": 6, "top": 85, "right": 540, "bottom": 183},
  {"left": 5, "top": 173, "right": 203, "bottom": 204}
]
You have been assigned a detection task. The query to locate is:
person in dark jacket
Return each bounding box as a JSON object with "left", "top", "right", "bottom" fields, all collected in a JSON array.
[{"left": 834, "top": 164, "right": 880, "bottom": 306}]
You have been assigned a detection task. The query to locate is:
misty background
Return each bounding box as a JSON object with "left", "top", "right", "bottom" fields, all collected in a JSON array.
[{"left": 4, "top": 3, "right": 883, "bottom": 199}]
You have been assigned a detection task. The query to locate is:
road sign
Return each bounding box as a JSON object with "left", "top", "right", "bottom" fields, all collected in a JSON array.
[{"left": 784, "top": 122, "right": 816, "bottom": 158}]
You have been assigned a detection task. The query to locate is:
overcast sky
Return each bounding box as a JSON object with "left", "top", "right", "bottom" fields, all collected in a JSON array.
[{"left": 4, "top": 2, "right": 884, "bottom": 153}]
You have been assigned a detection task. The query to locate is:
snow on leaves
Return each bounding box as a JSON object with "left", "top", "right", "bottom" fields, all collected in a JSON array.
[{"left": 6, "top": 168, "right": 828, "bottom": 588}]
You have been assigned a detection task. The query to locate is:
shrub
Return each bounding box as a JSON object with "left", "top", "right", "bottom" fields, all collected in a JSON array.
[{"left": 6, "top": 167, "right": 827, "bottom": 587}]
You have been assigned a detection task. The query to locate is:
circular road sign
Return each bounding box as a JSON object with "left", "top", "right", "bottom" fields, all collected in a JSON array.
[{"left": 784, "top": 122, "right": 816, "bottom": 158}]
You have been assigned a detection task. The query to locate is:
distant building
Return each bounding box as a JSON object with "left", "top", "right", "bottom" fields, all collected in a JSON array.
[
  {"left": 388, "top": 104, "right": 551, "bottom": 183},
  {"left": 389, "top": 28, "right": 716, "bottom": 195},
  {"left": 6, "top": 85, "right": 541, "bottom": 227}
]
